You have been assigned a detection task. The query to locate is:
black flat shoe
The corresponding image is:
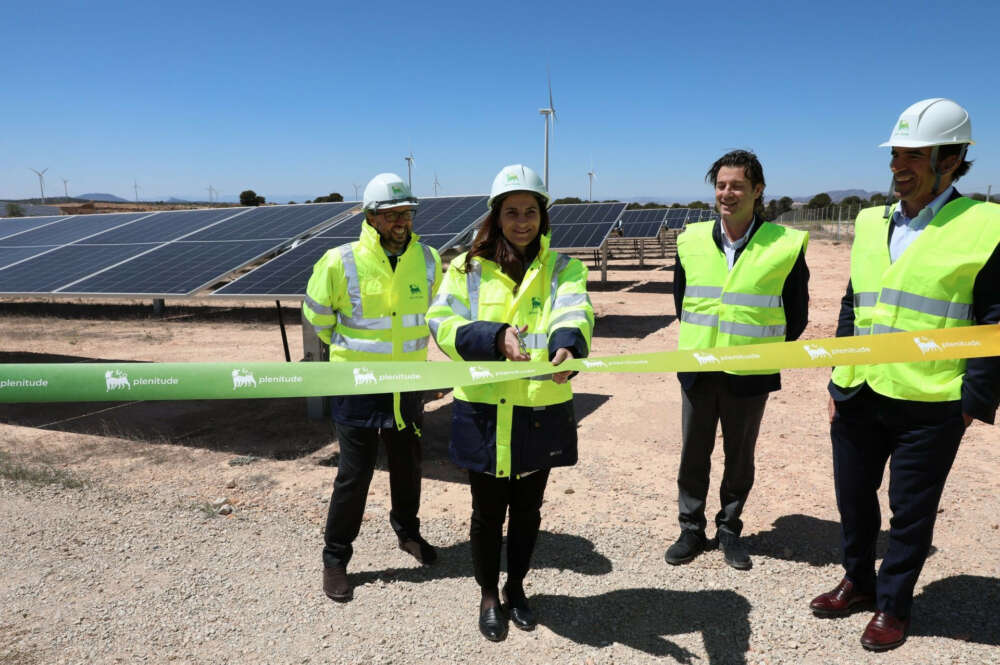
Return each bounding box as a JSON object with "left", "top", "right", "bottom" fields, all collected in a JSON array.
[
  {"left": 479, "top": 605, "right": 508, "bottom": 642},
  {"left": 502, "top": 587, "right": 537, "bottom": 631}
]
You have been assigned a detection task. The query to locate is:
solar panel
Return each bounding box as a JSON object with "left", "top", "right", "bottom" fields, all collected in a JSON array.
[
  {"left": 0, "top": 212, "right": 156, "bottom": 246},
  {"left": 0, "top": 203, "right": 360, "bottom": 297},
  {"left": 82, "top": 207, "right": 251, "bottom": 244},
  {"left": 548, "top": 202, "right": 627, "bottom": 249},
  {"left": 213, "top": 197, "right": 487, "bottom": 298},
  {"left": 620, "top": 209, "right": 667, "bottom": 238},
  {"left": 0, "top": 216, "right": 70, "bottom": 240}
]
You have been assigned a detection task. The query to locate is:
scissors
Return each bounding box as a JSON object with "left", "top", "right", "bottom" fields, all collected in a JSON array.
[{"left": 512, "top": 325, "right": 528, "bottom": 356}]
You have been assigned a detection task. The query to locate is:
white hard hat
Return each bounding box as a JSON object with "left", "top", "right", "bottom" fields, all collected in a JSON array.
[
  {"left": 880, "top": 98, "right": 974, "bottom": 148},
  {"left": 362, "top": 173, "right": 418, "bottom": 212},
  {"left": 487, "top": 164, "right": 550, "bottom": 209}
]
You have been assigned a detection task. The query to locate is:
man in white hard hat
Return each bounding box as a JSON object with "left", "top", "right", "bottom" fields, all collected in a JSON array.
[
  {"left": 304, "top": 173, "right": 442, "bottom": 602},
  {"left": 810, "top": 99, "right": 1000, "bottom": 651}
]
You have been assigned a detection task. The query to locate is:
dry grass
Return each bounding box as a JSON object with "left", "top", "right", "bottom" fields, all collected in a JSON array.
[{"left": 0, "top": 450, "right": 85, "bottom": 489}]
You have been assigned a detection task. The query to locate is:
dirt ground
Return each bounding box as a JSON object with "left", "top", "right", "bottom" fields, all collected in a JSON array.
[{"left": 2, "top": 237, "right": 999, "bottom": 662}]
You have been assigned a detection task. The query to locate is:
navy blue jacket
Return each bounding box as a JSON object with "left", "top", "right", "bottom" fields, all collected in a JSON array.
[{"left": 449, "top": 319, "right": 587, "bottom": 475}]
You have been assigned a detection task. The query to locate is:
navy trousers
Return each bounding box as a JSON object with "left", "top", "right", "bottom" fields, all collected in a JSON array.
[
  {"left": 322, "top": 421, "right": 423, "bottom": 568},
  {"left": 831, "top": 385, "right": 966, "bottom": 618}
]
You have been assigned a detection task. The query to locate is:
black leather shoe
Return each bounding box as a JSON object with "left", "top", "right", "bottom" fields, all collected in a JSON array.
[
  {"left": 502, "top": 586, "right": 537, "bottom": 631},
  {"left": 398, "top": 534, "right": 437, "bottom": 565},
  {"left": 665, "top": 530, "right": 707, "bottom": 565},
  {"left": 322, "top": 565, "right": 353, "bottom": 602},
  {"left": 717, "top": 531, "right": 752, "bottom": 570},
  {"left": 478, "top": 605, "right": 508, "bottom": 642}
]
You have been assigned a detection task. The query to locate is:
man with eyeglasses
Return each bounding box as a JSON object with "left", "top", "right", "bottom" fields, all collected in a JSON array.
[{"left": 304, "top": 173, "right": 442, "bottom": 603}]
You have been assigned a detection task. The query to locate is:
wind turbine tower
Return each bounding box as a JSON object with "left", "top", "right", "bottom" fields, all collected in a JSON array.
[
  {"left": 133, "top": 180, "right": 141, "bottom": 203},
  {"left": 206, "top": 185, "right": 217, "bottom": 203},
  {"left": 404, "top": 151, "right": 415, "bottom": 191},
  {"left": 61, "top": 178, "right": 70, "bottom": 198},
  {"left": 352, "top": 183, "right": 361, "bottom": 201},
  {"left": 587, "top": 164, "right": 597, "bottom": 202},
  {"left": 433, "top": 173, "right": 441, "bottom": 196},
  {"left": 539, "top": 70, "right": 557, "bottom": 190},
  {"left": 29, "top": 168, "right": 48, "bottom": 203}
]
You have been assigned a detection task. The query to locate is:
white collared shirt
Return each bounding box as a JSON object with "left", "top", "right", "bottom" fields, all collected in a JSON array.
[
  {"left": 721, "top": 217, "right": 756, "bottom": 271},
  {"left": 889, "top": 186, "right": 954, "bottom": 263}
]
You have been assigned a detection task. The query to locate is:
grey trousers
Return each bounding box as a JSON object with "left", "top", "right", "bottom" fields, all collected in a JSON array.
[{"left": 677, "top": 374, "right": 769, "bottom": 537}]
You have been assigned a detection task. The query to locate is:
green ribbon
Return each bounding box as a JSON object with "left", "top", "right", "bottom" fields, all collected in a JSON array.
[{"left": 1, "top": 325, "right": 997, "bottom": 403}]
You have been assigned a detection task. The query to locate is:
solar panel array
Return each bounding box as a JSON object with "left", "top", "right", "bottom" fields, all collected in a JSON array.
[
  {"left": 548, "top": 202, "right": 628, "bottom": 249},
  {"left": 664, "top": 207, "right": 719, "bottom": 229},
  {"left": 214, "top": 195, "right": 487, "bottom": 298},
  {"left": 0, "top": 202, "right": 357, "bottom": 296},
  {"left": 619, "top": 208, "right": 668, "bottom": 238}
]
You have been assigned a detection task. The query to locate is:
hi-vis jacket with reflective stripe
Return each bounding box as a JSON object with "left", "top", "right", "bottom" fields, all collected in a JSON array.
[
  {"left": 677, "top": 221, "right": 808, "bottom": 375},
  {"left": 303, "top": 221, "right": 442, "bottom": 429},
  {"left": 831, "top": 199, "right": 1000, "bottom": 402},
  {"left": 427, "top": 233, "right": 593, "bottom": 478}
]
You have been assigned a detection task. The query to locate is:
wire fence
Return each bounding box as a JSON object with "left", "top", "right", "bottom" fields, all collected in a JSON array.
[{"left": 772, "top": 204, "right": 876, "bottom": 241}]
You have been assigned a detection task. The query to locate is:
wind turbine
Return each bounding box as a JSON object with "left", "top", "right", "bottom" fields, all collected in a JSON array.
[
  {"left": 352, "top": 183, "right": 361, "bottom": 201},
  {"left": 433, "top": 173, "right": 441, "bottom": 196},
  {"left": 29, "top": 168, "right": 48, "bottom": 203},
  {"left": 539, "top": 69, "right": 557, "bottom": 190},
  {"left": 404, "top": 150, "right": 415, "bottom": 191},
  {"left": 587, "top": 162, "right": 597, "bottom": 202},
  {"left": 133, "top": 180, "right": 141, "bottom": 203},
  {"left": 61, "top": 178, "right": 70, "bottom": 198},
  {"left": 206, "top": 185, "right": 217, "bottom": 202}
]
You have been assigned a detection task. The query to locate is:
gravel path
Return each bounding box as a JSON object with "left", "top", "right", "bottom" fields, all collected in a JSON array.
[{"left": 2, "top": 463, "right": 998, "bottom": 665}]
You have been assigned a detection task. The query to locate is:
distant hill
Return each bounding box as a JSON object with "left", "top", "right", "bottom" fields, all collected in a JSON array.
[
  {"left": 78, "top": 192, "right": 128, "bottom": 202},
  {"left": 166, "top": 197, "right": 190, "bottom": 203}
]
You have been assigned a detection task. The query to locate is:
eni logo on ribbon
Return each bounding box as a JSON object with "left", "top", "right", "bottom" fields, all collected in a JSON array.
[
  {"left": 469, "top": 366, "right": 493, "bottom": 380},
  {"left": 105, "top": 370, "right": 131, "bottom": 391},
  {"left": 582, "top": 359, "right": 606, "bottom": 368},
  {"left": 913, "top": 336, "right": 943, "bottom": 355},
  {"left": 693, "top": 352, "right": 720, "bottom": 366},
  {"left": 803, "top": 344, "right": 833, "bottom": 360},
  {"left": 232, "top": 369, "right": 257, "bottom": 389},
  {"left": 353, "top": 367, "right": 377, "bottom": 385}
]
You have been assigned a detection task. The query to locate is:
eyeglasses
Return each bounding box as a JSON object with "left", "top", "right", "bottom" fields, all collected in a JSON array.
[{"left": 377, "top": 209, "right": 415, "bottom": 223}]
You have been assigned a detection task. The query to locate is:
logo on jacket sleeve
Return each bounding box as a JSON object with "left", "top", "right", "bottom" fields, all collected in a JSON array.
[
  {"left": 409, "top": 283, "right": 422, "bottom": 297},
  {"left": 530, "top": 297, "right": 542, "bottom": 312}
]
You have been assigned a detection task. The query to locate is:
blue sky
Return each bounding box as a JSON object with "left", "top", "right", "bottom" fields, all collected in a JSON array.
[{"left": 2, "top": 0, "right": 998, "bottom": 204}]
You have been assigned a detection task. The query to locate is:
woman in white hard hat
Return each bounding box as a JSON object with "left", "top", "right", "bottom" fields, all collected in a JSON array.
[{"left": 428, "top": 164, "right": 594, "bottom": 641}]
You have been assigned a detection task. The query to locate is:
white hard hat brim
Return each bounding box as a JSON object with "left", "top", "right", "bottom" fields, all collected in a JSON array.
[
  {"left": 880, "top": 138, "right": 975, "bottom": 148},
  {"left": 372, "top": 200, "right": 419, "bottom": 210}
]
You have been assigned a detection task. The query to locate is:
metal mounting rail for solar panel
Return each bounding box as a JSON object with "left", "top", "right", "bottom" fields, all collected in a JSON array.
[
  {"left": 0, "top": 202, "right": 357, "bottom": 297},
  {"left": 547, "top": 202, "right": 628, "bottom": 249},
  {"left": 619, "top": 208, "right": 669, "bottom": 238},
  {"left": 211, "top": 195, "right": 488, "bottom": 299}
]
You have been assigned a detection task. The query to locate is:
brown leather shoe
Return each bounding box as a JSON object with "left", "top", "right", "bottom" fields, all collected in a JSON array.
[
  {"left": 323, "top": 565, "right": 353, "bottom": 602},
  {"left": 809, "top": 578, "right": 875, "bottom": 617},
  {"left": 861, "top": 611, "right": 909, "bottom": 651}
]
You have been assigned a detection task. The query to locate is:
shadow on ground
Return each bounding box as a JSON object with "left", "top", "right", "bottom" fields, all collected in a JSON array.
[
  {"left": 535, "top": 588, "right": 750, "bottom": 664},
  {"left": 912, "top": 574, "right": 1000, "bottom": 645},
  {"left": 748, "top": 513, "right": 935, "bottom": 567},
  {"left": 0, "top": 300, "right": 298, "bottom": 325},
  {"left": 594, "top": 314, "right": 675, "bottom": 338},
  {"left": 350, "top": 529, "right": 613, "bottom": 587}
]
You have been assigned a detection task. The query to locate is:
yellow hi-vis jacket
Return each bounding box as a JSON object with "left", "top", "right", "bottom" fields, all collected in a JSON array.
[
  {"left": 831, "top": 199, "right": 1000, "bottom": 401},
  {"left": 427, "top": 233, "right": 594, "bottom": 477},
  {"left": 303, "top": 221, "right": 442, "bottom": 428},
  {"left": 677, "top": 220, "right": 808, "bottom": 375}
]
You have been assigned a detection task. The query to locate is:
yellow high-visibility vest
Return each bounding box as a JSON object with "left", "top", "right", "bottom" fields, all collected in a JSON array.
[{"left": 677, "top": 220, "right": 807, "bottom": 375}]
